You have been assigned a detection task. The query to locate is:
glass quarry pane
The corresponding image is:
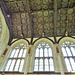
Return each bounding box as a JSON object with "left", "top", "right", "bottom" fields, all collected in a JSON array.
[
  {"left": 45, "top": 58, "right": 49, "bottom": 71},
  {"left": 18, "top": 49, "right": 23, "bottom": 58},
  {"left": 49, "top": 48, "right": 52, "bottom": 57},
  {"left": 44, "top": 48, "right": 48, "bottom": 57},
  {"left": 70, "top": 58, "right": 75, "bottom": 71},
  {"left": 40, "top": 48, "right": 43, "bottom": 57},
  {"left": 39, "top": 59, "right": 43, "bottom": 71},
  {"left": 14, "top": 49, "right": 19, "bottom": 58},
  {"left": 10, "top": 49, "right": 16, "bottom": 58},
  {"left": 19, "top": 66, "right": 23, "bottom": 72},
  {"left": 5, "top": 66, "right": 9, "bottom": 71},
  {"left": 49, "top": 58, "right": 54, "bottom": 71},
  {"left": 20, "top": 59, "right": 24, "bottom": 66},
  {"left": 19, "top": 59, "right": 24, "bottom": 72},
  {"left": 65, "top": 58, "right": 72, "bottom": 72},
  {"left": 62, "top": 47, "right": 67, "bottom": 56},
  {"left": 22, "top": 49, "right": 27, "bottom": 57},
  {"left": 5, "top": 60, "right": 12, "bottom": 71},
  {"left": 9, "top": 59, "right": 16, "bottom": 71},
  {"left": 35, "top": 48, "right": 39, "bottom": 57},
  {"left": 14, "top": 59, "right": 20, "bottom": 71},
  {"left": 71, "top": 47, "right": 75, "bottom": 56},
  {"left": 34, "top": 66, "right": 38, "bottom": 71},
  {"left": 66, "top": 47, "right": 72, "bottom": 56},
  {"left": 35, "top": 59, "right": 38, "bottom": 66}
]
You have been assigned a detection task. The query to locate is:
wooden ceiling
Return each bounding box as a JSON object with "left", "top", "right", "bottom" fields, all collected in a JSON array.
[{"left": 0, "top": 0, "right": 75, "bottom": 39}]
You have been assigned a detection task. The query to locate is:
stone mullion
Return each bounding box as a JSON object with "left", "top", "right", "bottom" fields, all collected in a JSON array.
[
  {"left": 48, "top": 48, "right": 50, "bottom": 71},
  {"left": 56, "top": 44, "right": 65, "bottom": 75}
]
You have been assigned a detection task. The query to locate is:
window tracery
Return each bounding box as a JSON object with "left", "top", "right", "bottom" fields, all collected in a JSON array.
[
  {"left": 34, "top": 42, "right": 54, "bottom": 71},
  {"left": 61, "top": 41, "right": 75, "bottom": 72},
  {"left": 3, "top": 43, "right": 27, "bottom": 72}
]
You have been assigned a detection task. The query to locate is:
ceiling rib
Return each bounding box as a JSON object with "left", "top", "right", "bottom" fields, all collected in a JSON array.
[{"left": 54, "top": 0, "right": 57, "bottom": 43}]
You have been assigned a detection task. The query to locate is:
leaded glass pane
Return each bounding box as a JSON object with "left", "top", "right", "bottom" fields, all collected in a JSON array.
[
  {"left": 18, "top": 49, "right": 23, "bottom": 58},
  {"left": 34, "top": 42, "right": 54, "bottom": 72},
  {"left": 62, "top": 47, "right": 67, "bottom": 56},
  {"left": 66, "top": 47, "right": 72, "bottom": 56},
  {"left": 5, "top": 60, "right": 12, "bottom": 71},
  {"left": 45, "top": 58, "right": 49, "bottom": 71},
  {"left": 71, "top": 47, "right": 75, "bottom": 56},
  {"left": 19, "top": 59, "right": 24, "bottom": 72},
  {"left": 3, "top": 43, "right": 27, "bottom": 72},
  {"left": 40, "top": 48, "right": 43, "bottom": 57},
  {"left": 44, "top": 48, "right": 48, "bottom": 57},
  {"left": 34, "top": 59, "right": 38, "bottom": 71},
  {"left": 49, "top": 48, "right": 52, "bottom": 57},
  {"left": 49, "top": 58, "right": 54, "bottom": 71},
  {"left": 14, "top": 49, "right": 19, "bottom": 58},
  {"left": 22, "top": 49, "right": 27, "bottom": 57},
  {"left": 39, "top": 59, "right": 43, "bottom": 71},
  {"left": 10, "top": 49, "right": 16, "bottom": 58},
  {"left": 14, "top": 59, "right": 20, "bottom": 71},
  {"left": 9, "top": 59, "right": 16, "bottom": 71},
  {"left": 35, "top": 48, "right": 39, "bottom": 57},
  {"left": 62, "top": 41, "right": 75, "bottom": 72},
  {"left": 70, "top": 58, "right": 75, "bottom": 71},
  {"left": 65, "top": 58, "right": 72, "bottom": 72}
]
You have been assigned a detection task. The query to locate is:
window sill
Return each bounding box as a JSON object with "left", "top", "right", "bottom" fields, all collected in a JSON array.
[{"left": 0, "top": 71, "right": 24, "bottom": 74}]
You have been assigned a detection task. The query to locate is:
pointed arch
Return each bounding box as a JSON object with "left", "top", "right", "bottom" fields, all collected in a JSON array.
[
  {"left": 1, "top": 39, "right": 29, "bottom": 72},
  {"left": 0, "top": 8, "right": 9, "bottom": 56},
  {"left": 59, "top": 37, "right": 75, "bottom": 72},
  {"left": 32, "top": 38, "right": 55, "bottom": 72}
]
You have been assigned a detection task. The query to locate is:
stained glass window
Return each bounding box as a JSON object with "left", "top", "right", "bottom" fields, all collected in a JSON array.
[
  {"left": 61, "top": 41, "right": 75, "bottom": 72},
  {"left": 3, "top": 43, "right": 27, "bottom": 72},
  {"left": 34, "top": 42, "right": 54, "bottom": 71}
]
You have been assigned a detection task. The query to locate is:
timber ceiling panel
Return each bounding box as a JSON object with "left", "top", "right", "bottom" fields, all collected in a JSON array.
[
  {"left": 1, "top": 0, "right": 75, "bottom": 39},
  {"left": 57, "top": 0, "right": 75, "bottom": 36},
  {"left": 29, "top": 0, "right": 54, "bottom": 11},
  {"left": 3, "top": 0, "right": 28, "bottom": 13},
  {"left": 31, "top": 10, "right": 54, "bottom": 37},
  {"left": 11, "top": 12, "right": 31, "bottom": 38}
]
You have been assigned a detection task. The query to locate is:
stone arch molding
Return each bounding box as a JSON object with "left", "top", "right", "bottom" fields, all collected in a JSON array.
[
  {"left": 59, "top": 37, "right": 75, "bottom": 46},
  {"left": 0, "top": 39, "right": 29, "bottom": 72},
  {"left": 10, "top": 39, "right": 29, "bottom": 50},
  {"left": 0, "top": 8, "right": 9, "bottom": 56},
  {"left": 31, "top": 38, "right": 55, "bottom": 72},
  {"left": 33, "top": 38, "right": 54, "bottom": 49}
]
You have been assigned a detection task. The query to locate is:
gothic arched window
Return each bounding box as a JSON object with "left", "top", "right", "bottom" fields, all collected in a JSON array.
[
  {"left": 3, "top": 43, "right": 27, "bottom": 72},
  {"left": 61, "top": 41, "right": 75, "bottom": 72},
  {"left": 34, "top": 42, "right": 54, "bottom": 71}
]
